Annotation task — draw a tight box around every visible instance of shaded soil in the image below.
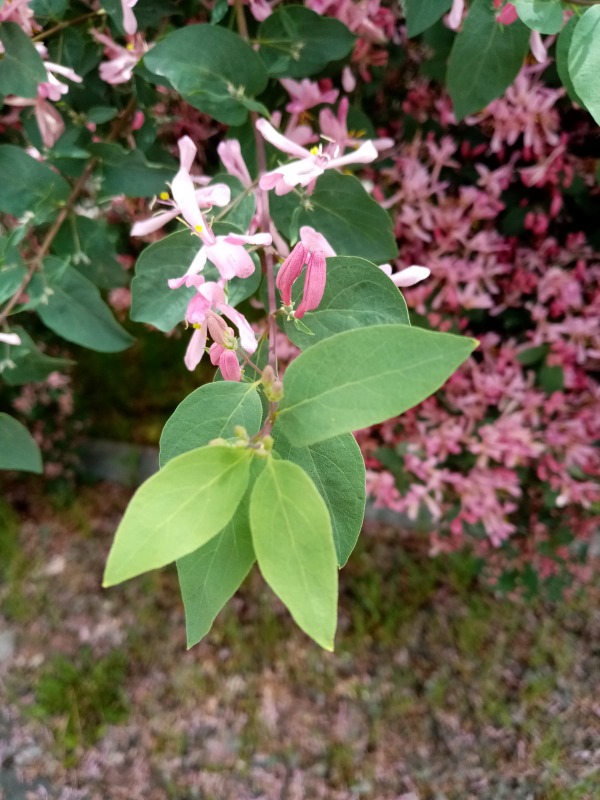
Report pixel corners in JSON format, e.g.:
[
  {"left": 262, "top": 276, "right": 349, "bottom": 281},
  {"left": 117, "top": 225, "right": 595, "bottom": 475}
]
[{"left": 0, "top": 483, "right": 598, "bottom": 800}]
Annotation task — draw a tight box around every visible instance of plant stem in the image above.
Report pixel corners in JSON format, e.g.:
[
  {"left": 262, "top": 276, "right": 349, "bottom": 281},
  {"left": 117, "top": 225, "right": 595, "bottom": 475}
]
[{"left": 32, "top": 10, "right": 106, "bottom": 42}]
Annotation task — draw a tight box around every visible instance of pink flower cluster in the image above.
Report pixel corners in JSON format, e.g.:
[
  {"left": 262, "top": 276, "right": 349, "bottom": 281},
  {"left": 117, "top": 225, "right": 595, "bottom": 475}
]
[{"left": 359, "top": 62, "right": 600, "bottom": 576}]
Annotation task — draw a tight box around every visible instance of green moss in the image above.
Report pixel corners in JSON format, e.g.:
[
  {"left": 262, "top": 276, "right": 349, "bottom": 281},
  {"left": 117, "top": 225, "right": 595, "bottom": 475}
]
[{"left": 31, "top": 646, "right": 129, "bottom": 759}]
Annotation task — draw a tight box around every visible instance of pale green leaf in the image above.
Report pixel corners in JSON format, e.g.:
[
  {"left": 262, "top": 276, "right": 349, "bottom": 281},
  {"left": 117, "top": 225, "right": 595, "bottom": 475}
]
[
  {"left": 103, "top": 446, "right": 253, "bottom": 586},
  {"left": 277, "top": 324, "right": 477, "bottom": 447},
  {"left": 569, "top": 6, "right": 600, "bottom": 125},
  {"left": 160, "top": 382, "right": 264, "bottom": 467},
  {"left": 514, "top": 0, "right": 564, "bottom": 35},
  {"left": 272, "top": 427, "right": 365, "bottom": 567},
  {"left": 250, "top": 458, "right": 338, "bottom": 650},
  {"left": 177, "top": 461, "right": 264, "bottom": 647},
  {"left": 556, "top": 17, "right": 584, "bottom": 107}
]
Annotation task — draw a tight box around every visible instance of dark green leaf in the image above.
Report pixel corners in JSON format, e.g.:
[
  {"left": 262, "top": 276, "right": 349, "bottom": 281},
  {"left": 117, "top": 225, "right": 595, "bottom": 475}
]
[
  {"left": 144, "top": 25, "right": 268, "bottom": 125},
  {"left": 0, "top": 413, "right": 43, "bottom": 473},
  {"left": 447, "top": 0, "right": 530, "bottom": 119},
  {"left": 0, "top": 146, "right": 70, "bottom": 222},
  {"left": 257, "top": 6, "right": 355, "bottom": 78},
  {"left": 91, "top": 143, "right": 175, "bottom": 198},
  {"left": 0, "top": 22, "right": 47, "bottom": 98},
  {"left": 1, "top": 326, "right": 73, "bottom": 385},
  {"left": 405, "top": 0, "right": 452, "bottom": 38},
  {"left": 53, "top": 216, "right": 128, "bottom": 290},
  {"left": 35, "top": 258, "right": 134, "bottom": 352}
]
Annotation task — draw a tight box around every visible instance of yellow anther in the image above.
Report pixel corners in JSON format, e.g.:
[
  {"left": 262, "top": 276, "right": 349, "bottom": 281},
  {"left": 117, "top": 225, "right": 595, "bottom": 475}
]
[
  {"left": 310, "top": 146, "right": 319, "bottom": 156},
  {"left": 159, "top": 191, "right": 169, "bottom": 201},
  {"left": 195, "top": 224, "right": 203, "bottom": 233},
  {"left": 192, "top": 323, "right": 203, "bottom": 330},
  {"left": 126, "top": 42, "right": 135, "bottom": 51}
]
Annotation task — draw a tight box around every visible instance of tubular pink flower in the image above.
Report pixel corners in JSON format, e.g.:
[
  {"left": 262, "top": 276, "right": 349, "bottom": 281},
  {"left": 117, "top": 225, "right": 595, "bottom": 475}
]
[
  {"left": 448, "top": 0, "right": 464, "bottom": 30},
  {"left": 184, "top": 326, "right": 207, "bottom": 371},
  {"left": 217, "top": 139, "right": 252, "bottom": 187},
  {"left": 276, "top": 242, "right": 307, "bottom": 305},
  {"left": 210, "top": 344, "right": 242, "bottom": 382},
  {"left": 494, "top": 0, "right": 518, "bottom": 25},
  {"left": 121, "top": 0, "right": 139, "bottom": 35},
  {"left": 296, "top": 250, "right": 327, "bottom": 318},
  {"left": 277, "top": 226, "right": 335, "bottom": 316},
  {"left": 92, "top": 31, "right": 147, "bottom": 85},
  {"left": 280, "top": 78, "right": 338, "bottom": 113},
  {"left": 131, "top": 184, "right": 231, "bottom": 237}
]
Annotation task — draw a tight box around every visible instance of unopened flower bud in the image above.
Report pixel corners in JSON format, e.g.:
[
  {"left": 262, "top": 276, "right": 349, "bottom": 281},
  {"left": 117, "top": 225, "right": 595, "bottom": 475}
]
[
  {"left": 233, "top": 425, "right": 248, "bottom": 439},
  {"left": 262, "top": 365, "right": 275, "bottom": 384}
]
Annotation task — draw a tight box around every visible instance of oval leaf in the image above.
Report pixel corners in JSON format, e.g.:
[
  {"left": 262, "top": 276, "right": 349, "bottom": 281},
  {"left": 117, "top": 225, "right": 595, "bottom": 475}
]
[
  {"left": 0, "top": 146, "right": 70, "bottom": 222},
  {"left": 447, "top": 0, "right": 530, "bottom": 120},
  {"left": 35, "top": 259, "right": 134, "bottom": 353},
  {"left": 272, "top": 427, "right": 365, "bottom": 567},
  {"left": 144, "top": 25, "right": 268, "bottom": 125},
  {"left": 405, "top": 0, "right": 452, "bottom": 38},
  {"left": 250, "top": 459, "right": 338, "bottom": 650},
  {"left": 160, "top": 382, "right": 264, "bottom": 467},
  {"left": 556, "top": 17, "right": 584, "bottom": 107},
  {"left": 0, "top": 413, "right": 43, "bottom": 473},
  {"left": 277, "top": 324, "right": 478, "bottom": 447},
  {"left": 257, "top": 6, "right": 355, "bottom": 78},
  {"left": 0, "top": 23, "right": 47, "bottom": 98},
  {"left": 514, "top": 0, "right": 564, "bottom": 35},
  {"left": 103, "top": 446, "right": 252, "bottom": 586},
  {"left": 177, "top": 461, "right": 265, "bottom": 648},
  {"left": 569, "top": 6, "right": 600, "bottom": 125},
  {"left": 281, "top": 256, "right": 409, "bottom": 349},
  {"left": 271, "top": 171, "right": 398, "bottom": 264}
]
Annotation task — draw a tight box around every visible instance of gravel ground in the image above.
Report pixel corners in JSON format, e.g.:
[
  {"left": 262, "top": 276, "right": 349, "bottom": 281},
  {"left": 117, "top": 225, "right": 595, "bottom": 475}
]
[{"left": 0, "top": 482, "right": 599, "bottom": 800}]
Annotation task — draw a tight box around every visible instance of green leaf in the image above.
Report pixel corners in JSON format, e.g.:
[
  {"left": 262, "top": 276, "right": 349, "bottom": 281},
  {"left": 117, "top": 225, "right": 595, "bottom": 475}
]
[
  {"left": 53, "top": 216, "right": 128, "bottom": 289},
  {"left": 130, "top": 229, "right": 255, "bottom": 332},
  {"left": 144, "top": 25, "right": 268, "bottom": 125},
  {"left": 277, "top": 324, "right": 477, "bottom": 447},
  {"left": 34, "top": 259, "right": 134, "bottom": 353},
  {"left": 0, "top": 413, "right": 43, "bottom": 473},
  {"left": 272, "top": 427, "right": 365, "bottom": 567},
  {"left": 160, "top": 382, "right": 264, "bottom": 467},
  {"left": 31, "top": 0, "right": 69, "bottom": 20},
  {"left": 0, "top": 146, "right": 70, "bottom": 223},
  {"left": 0, "top": 260, "right": 26, "bottom": 305},
  {"left": 404, "top": 0, "right": 452, "bottom": 38},
  {"left": 270, "top": 172, "right": 398, "bottom": 264},
  {"left": 0, "top": 22, "right": 47, "bottom": 99},
  {"left": 447, "top": 0, "right": 530, "bottom": 120},
  {"left": 556, "top": 16, "right": 584, "bottom": 107},
  {"left": 281, "top": 256, "right": 409, "bottom": 350},
  {"left": 1, "top": 326, "right": 73, "bottom": 385},
  {"left": 257, "top": 6, "right": 355, "bottom": 78},
  {"left": 569, "top": 6, "right": 600, "bottom": 125},
  {"left": 514, "top": 0, "right": 564, "bottom": 35},
  {"left": 177, "top": 460, "right": 263, "bottom": 647},
  {"left": 91, "top": 143, "right": 175, "bottom": 198},
  {"left": 250, "top": 458, "right": 338, "bottom": 650},
  {"left": 103, "top": 446, "right": 253, "bottom": 586}
]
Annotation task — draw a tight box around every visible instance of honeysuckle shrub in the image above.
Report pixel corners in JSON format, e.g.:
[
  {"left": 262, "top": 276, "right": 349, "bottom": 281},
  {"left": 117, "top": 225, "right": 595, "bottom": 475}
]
[{"left": 0, "top": 1, "right": 599, "bottom": 646}]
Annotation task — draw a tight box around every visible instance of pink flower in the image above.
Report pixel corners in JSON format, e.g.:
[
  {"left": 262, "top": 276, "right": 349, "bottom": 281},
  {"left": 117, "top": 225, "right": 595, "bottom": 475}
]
[
  {"left": 256, "top": 117, "right": 380, "bottom": 195},
  {"left": 121, "top": 0, "right": 138, "bottom": 35},
  {"left": 92, "top": 31, "right": 148, "bottom": 85},
  {"left": 447, "top": 0, "right": 464, "bottom": 30},
  {"left": 169, "top": 276, "right": 257, "bottom": 371},
  {"left": 379, "top": 264, "right": 431, "bottom": 288},
  {"left": 217, "top": 139, "right": 252, "bottom": 188},
  {"left": 210, "top": 343, "right": 242, "bottom": 382},
  {"left": 280, "top": 78, "right": 339, "bottom": 113},
  {"left": 494, "top": 0, "right": 518, "bottom": 25},
  {"left": 276, "top": 226, "right": 335, "bottom": 318},
  {"left": 132, "top": 137, "right": 231, "bottom": 236},
  {"left": 319, "top": 97, "right": 393, "bottom": 156}
]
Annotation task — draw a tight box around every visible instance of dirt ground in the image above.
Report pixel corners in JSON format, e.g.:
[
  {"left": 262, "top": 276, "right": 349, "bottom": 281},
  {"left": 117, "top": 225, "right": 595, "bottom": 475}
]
[{"left": 1, "top": 482, "right": 598, "bottom": 800}]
